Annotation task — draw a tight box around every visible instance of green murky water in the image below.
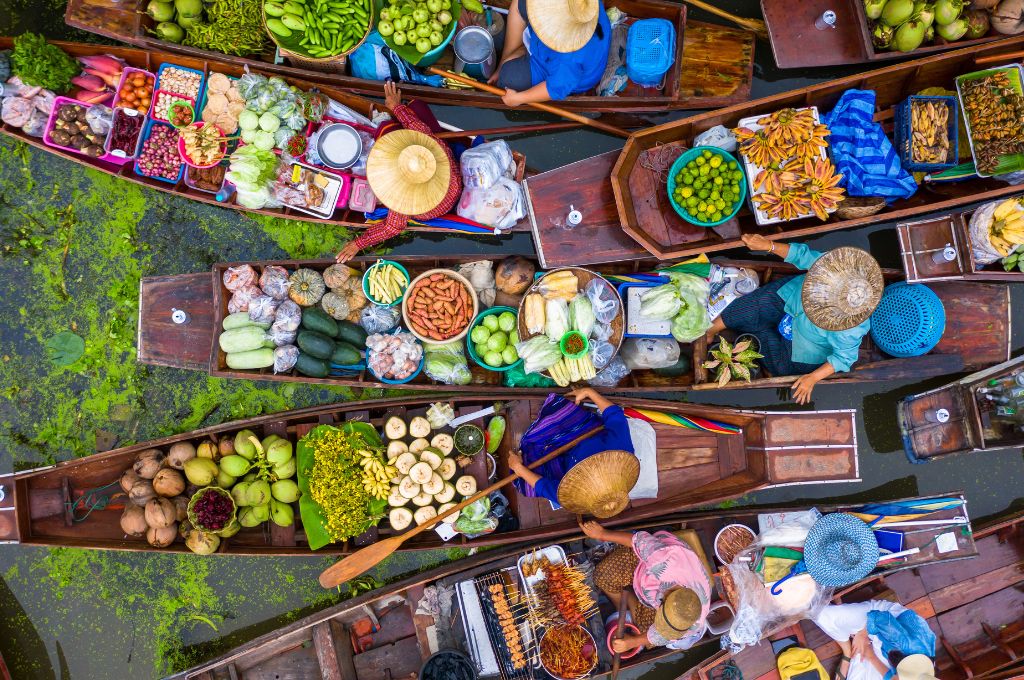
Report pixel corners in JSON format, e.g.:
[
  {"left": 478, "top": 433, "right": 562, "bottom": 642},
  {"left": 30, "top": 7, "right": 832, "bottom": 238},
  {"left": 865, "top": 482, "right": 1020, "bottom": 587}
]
[{"left": 0, "top": 4, "right": 1022, "bottom": 679}]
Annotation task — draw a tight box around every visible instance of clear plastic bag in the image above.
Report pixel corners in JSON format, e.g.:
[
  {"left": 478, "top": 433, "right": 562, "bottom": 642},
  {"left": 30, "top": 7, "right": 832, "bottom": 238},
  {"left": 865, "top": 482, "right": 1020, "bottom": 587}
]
[
  {"left": 589, "top": 356, "right": 630, "bottom": 387},
  {"left": 424, "top": 342, "right": 473, "bottom": 385},
  {"left": 227, "top": 284, "right": 263, "bottom": 314},
  {"left": 620, "top": 338, "right": 680, "bottom": 369},
  {"left": 248, "top": 295, "right": 280, "bottom": 325},
  {"left": 360, "top": 304, "right": 401, "bottom": 334},
  {"left": 2, "top": 96, "right": 33, "bottom": 128},
  {"left": 21, "top": 108, "right": 47, "bottom": 137},
  {"left": 455, "top": 260, "right": 496, "bottom": 308},
  {"left": 694, "top": 125, "right": 738, "bottom": 153},
  {"left": 85, "top": 104, "right": 113, "bottom": 135},
  {"left": 31, "top": 89, "right": 56, "bottom": 114},
  {"left": 460, "top": 140, "right": 514, "bottom": 189},
  {"left": 259, "top": 265, "right": 291, "bottom": 300},
  {"left": 273, "top": 345, "right": 299, "bottom": 373},
  {"left": 516, "top": 335, "right": 562, "bottom": 374},
  {"left": 268, "top": 325, "right": 297, "bottom": 347},
  {"left": 545, "top": 298, "right": 569, "bottom": 342},
  {"left": 969, "top": 201, "right": 1003, "bottom": 265},
  {"left": 592, "top": 323, "right": 613, "bottom": 342},
  {"left": 586, "top": 278, "right": 620, "bottom": 324},
  {"left": 590, "top": 339, "right": 615, "bottom": 370},
  {"left": 236, "top": 73, "right": 268, "bottom": 101},
  {"left": 273, "top": 299, "right": 302, "bottom": 332},
  {"left": 456, "top": 178, "right": 525, "bottom": 230},
  {"left": 223, "top": 264, "right": 257, "bottom": 291}
]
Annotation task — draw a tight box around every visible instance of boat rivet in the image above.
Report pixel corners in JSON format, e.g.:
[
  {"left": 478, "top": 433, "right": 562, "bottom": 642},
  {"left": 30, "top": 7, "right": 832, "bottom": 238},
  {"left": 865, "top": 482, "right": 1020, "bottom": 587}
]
[
  {"left": 925, "top": 408, "right": 950, "bottom": 424},
  {"left": 171, "top": 308, "right": 190, "bottom": 325},
  {"left": 566, "top": 205, "right": 583, "bottom": 226},
  {"left": 932, "top": 244, "right": 957, "bottom": 264},
  {"left": 0, "top": 485, "right": 5, "bottom": 503},
  {"left": 815, "top": 10, "right": 837, "bottom": 29}
]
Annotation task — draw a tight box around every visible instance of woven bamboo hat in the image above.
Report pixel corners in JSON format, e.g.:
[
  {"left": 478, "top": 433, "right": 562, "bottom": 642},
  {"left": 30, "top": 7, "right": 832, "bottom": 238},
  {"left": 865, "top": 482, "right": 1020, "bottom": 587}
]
[
  {"left": 526, "top": 0, "right": 600, "bottom": 53},
  {"left": 653, "top": 587, "right": 702, "bottom": 641},
  {"left": 367, "top": 129, "right": 450, "bottom": 216},
  {"left": 556, "top": 450, "right": 639, "bottom": 519},
  {"left": 802, "top": 247, "right": 883, "bottom": 331},
  {"left": 896, "top": 655, "right": 937, "bottom": 680}
]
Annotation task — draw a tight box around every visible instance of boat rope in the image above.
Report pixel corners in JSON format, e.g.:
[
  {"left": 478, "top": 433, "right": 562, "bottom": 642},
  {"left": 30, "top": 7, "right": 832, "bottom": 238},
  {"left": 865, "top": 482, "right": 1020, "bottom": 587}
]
[
  {"left": 66, "top": 480, "right": 123, "bottom": 523},
  {"left": 638, "top": 142, "right": 687, "bottom": 183},
  {"left": 712, "top": 660, "right": 743, "bottom": 680}
]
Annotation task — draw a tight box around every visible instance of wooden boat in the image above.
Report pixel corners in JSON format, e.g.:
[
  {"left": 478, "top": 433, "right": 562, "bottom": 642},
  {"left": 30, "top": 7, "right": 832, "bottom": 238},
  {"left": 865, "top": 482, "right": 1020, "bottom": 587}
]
[
  {"left": 0, "top": 38, "right": 530, "bottom": 235},
  {"left": 898, "top": 354, "right": 1024, "bottom": 463},
  {"left": 64, "top": 0, "right": 755, "bottom": 115},
  {"left": 522, "top": 36, "right": 1024, "bottom": 266},
  {"left": 897, "top": 206, "right": 1024, "bottom": 283},
  {"left": 684, "top": 509, "right": 1024, "bottom": 680},
  {"left": 759, "top": 0, "right": 1009, "bottom": 69},
  {"left": 138, "top": 255, "right": 1008, "bottom": 393},
  {"left": 164, "top": 493, "right": 976, "bottom": 680},
  {"left": 0, "top": 394, "right": 859, "bottom": 555}
]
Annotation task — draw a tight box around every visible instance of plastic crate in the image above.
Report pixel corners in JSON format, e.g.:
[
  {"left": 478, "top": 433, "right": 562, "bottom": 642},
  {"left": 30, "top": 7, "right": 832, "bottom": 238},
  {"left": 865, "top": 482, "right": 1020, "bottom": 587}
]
[
  {"left": 894, "top": 95, "right": 958, "bottom": 172},
  {"left": 153, "top": 63, "right": 205, "bottom": 115},
  {"left": 617, "top": 281, "right": 673, "bottom": 338},
  {"left": 133, "top": 118, "right": 185, "bottom": 185},
  {"left": 103, "top": 107, "right": 146, "bottom": 161},
  {"left": 870, "top": 282, "right": 946, "bottom": 358},
  {"left": 626, "top": 18, "right": 676, "bottom": 88},
  {"left": 43, "top": 96, "right": 131, "bottom": 166}
]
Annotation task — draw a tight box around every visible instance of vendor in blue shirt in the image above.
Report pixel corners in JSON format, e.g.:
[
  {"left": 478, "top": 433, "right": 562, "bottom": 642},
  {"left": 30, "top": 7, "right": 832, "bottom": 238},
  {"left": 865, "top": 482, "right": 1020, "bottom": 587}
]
[
  {"left": 487, "top": 0, "right": 611, "bottom": 106},
  {"left": 706, "top": 234, "right": 883, "bottom": 405},
  {"left": 509, "top": 388, "right": 635, "bottom": 511}
]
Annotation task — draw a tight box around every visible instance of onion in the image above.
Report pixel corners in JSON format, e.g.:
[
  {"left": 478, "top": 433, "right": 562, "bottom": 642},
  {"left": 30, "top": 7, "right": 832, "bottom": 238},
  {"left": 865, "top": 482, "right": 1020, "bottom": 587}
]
[
  {"left": 145, "top": 497, "right": 177, "bottom": 529},
  {"left": 147, "top": 524, "right": 177, "bottom": 548},
  {"left": 120, "top": 504, "right": 148, "bottom": 537}
]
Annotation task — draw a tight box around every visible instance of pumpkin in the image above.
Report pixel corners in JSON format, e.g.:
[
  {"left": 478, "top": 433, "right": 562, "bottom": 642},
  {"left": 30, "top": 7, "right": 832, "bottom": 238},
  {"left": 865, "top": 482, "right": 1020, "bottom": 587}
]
[
  {"left": 288, "top": 268, "right": 326, "bottom": 306},
  {"left": 323, "top": 264, "right": 356, "bottom": 289},
  {"left": 321, "top": 291, "right": 351, "bottom": 320}
]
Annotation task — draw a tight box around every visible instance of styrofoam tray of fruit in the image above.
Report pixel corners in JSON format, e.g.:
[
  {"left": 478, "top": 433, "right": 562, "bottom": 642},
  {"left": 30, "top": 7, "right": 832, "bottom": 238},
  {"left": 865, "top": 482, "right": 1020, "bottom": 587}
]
[{"left": 735, "top": 106, "right": 835, "bottom": 226}]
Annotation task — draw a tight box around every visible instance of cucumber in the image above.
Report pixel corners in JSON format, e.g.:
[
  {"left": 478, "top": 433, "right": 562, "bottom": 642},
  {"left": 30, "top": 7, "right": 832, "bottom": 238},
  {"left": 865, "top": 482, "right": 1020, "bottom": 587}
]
[
  {"left": 281, "top": 12, "right": 306, "bottom": 29},
  {"left": 297, "top": 330, "right": 335, "bottom": 359},
  {"left": 295, "top": 353, "right": 329, "bottom": 378},
  {"left": 330, "top": 341, "right": 361, "bottom": 365},
  {"left": 226, "top": 348, "right": 275, "bottom": 370},
  {"left": 282, "top": 0, "right": 305, "bottom": 13},
  {"left": 335, "top": 320, "right": 367, "bottom": 347},
  {"left": 264, "top": 2, "right": 286, "bottom": 15},
  {"left": 301, "top": 307, "right": 339, "bottom": 337},
  {"left": 266, "top": 18, "right": 292, "bottom": 36}
]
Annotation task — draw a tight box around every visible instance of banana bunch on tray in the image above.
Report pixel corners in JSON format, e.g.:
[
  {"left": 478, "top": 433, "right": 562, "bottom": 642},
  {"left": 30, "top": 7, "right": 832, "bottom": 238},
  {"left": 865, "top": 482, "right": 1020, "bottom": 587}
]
[
  {"left": 911, "top": 100, "right": 950, "bottom": 165},
  {"left": 989, "top": 198, "right": 1024, "bottom": 257}
]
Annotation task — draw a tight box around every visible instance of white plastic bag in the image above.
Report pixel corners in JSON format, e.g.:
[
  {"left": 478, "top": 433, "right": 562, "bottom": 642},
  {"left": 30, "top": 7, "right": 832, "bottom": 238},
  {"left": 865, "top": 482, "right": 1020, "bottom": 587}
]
[
  {"left": 457, "top": 178, "right": 525, "bottom": 230},
  {"left": 694, "top": 125, "right": 738, "bottom": 153},
  {"left": 456, "top": 260, "right": 496, "bottom": 308},
  {"left": 969, "top": 200, "right": 1003, "bottom": 265},
  {"left": 589, "top": 356, "right": 630, "bottom": 387},
  {"left": 460, "top": 140, "right": 514, "bottom": 189},
  {"left": 620, "top": 338, "right": 681, "bottom": 369}
]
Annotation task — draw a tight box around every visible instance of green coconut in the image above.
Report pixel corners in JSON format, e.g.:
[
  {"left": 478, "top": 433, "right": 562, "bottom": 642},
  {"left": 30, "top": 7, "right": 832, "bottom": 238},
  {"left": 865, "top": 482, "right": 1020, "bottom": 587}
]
[
  {"left": 881, "top": 0, "right": 915, "bottom": 25},
  {"left": 894, "top": 18, "right": 928, "bottom": 51}
]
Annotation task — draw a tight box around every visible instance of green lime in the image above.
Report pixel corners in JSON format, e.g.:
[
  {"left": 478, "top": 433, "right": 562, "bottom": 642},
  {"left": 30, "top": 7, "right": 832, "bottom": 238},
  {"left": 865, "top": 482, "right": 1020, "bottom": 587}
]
[
  {"left": 686, "top": 196, "right": 698, "bottom": 207},
  {"left": 713, "top": 176, "right": 723, "bottom": 186},
  {"left": 681, "top": 186, "right": 693, "bottom": 198},
  {"left": 702, "top": 150, "right": 712, "bottom": 159},
  {"left": 710, "top": 156, "right": 722, "bottom": 168},
  {"left": 728, "top": 160, "right": 737, "bottom": 169}
]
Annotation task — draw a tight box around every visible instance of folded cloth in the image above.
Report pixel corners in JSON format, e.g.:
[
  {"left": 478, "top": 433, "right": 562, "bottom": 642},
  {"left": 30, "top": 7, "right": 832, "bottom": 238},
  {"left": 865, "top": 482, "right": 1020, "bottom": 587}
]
[
  {"left": 867, "top": 609, "right": 936, "bottom": 660},
  {"left": 824, "top": 89, "right": 918, "bottom": 203}
]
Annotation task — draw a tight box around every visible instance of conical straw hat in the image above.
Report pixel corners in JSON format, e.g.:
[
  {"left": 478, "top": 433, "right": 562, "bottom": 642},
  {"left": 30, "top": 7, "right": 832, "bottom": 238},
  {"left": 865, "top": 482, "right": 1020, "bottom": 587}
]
[
  {"left": 556, "top": 449, "right": 639, "bottom": 518},
  {"left": 802, "top": 247, "right": 883, "bottom": 331},
  {"left": 526, "top": 0, "right": 600, "bottom": 53},
  {"left": 367, "top": 129, "right": 451, "bottom": 216},
  {"left": 653, "top": 587, "right": 701, "bottom": 641}
]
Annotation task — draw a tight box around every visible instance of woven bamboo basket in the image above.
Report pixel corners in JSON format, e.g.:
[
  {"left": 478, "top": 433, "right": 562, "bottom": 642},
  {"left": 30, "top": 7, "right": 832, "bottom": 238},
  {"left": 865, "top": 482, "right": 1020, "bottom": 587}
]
[
  {"left": 834, "top": 196, "right": 886, "bottom": 220},
  {"left": 263, "top": 8, "right": 374, "bottom": 73}
]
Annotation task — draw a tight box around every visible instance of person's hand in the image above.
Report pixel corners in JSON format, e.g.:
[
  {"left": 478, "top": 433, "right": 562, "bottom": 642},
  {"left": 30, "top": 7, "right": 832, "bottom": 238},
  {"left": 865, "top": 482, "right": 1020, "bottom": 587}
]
[
  {"left": 567, "top": 387, "right": 598, "bottom": 405},
  {"left": 791, "top": 373, "right": 818, "bottom": 404},
  {"left": 741, "top": 233, "right": 774, "bottom": 252},
  {"left": 488, "top": 64, "right": 504, "bottom": 85},
  {"left": 502, "top": 88, "right": 523, "bottom": 107},
  {"left": 384, "top": 80, "right": 402, "bottom": 110},
  {"left": 508, "top": 451, "right": 526, "bottom": 474},
  {"left": 335, "top": 240, "right": 361, "bottom": 264},
  {"left": 852, "top": 628, "right": 871, "bottom": 659},
  {"left": 579, "top": 519, "right": 606, "bottom": 540},
  {"left": 611, "top": 638, "right": 635, "bottom": 654},
  {"left": 838, "top": 639, "right": 852, "bottom": 658}
]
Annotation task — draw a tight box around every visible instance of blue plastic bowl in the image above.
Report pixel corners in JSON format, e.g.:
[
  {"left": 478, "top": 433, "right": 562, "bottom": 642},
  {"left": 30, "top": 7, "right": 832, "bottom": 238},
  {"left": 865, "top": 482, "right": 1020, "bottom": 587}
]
[
  {"left": 466, "top": 306, "right": 523, "bottom": 372},
  {"left": 666, "top": 146, "right": 746, "bottom": 228},
  {"left": 367, "top": 350, "right": 425, "bottom": 384}
]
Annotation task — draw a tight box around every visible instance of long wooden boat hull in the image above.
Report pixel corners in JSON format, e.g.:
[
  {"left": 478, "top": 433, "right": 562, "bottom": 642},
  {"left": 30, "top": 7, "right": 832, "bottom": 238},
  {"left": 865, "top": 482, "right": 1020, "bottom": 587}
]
[
  {"left": 0, "top": 394, "right": 859, "bottom": 555},
  {"left": 64, "top": 0, "right": 754, "bottom": 114},
  {"left": 0, "top": 39, "right": 530, "bottom": 235},
  {"left": 899, "top": 354, "right": 1024, "bottom": 464},
  {"left": 760, "top": 0, "right": 1008, "bottom": 69},
  {"left": 165, "top": 492, "right": 977, "bottom": 680},
  {"left": 138, "top": 255, "right": 1009, "bottom": 393},
  {"left": 683, "top": 510, "right": 1024, "bottom": 680},
  {"left": 523, "top": 37, "right": 1024, "bottom": 265}
]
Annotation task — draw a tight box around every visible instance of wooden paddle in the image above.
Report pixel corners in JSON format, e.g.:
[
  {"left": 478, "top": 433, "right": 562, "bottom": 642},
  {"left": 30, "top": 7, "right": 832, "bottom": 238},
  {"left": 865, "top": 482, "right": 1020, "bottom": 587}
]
[
  {"left": 318, "top": 426, "right": 605, "bottom": 588},
  {"left": 425, "top": 67, "right": 631, "bottom": 139},
  {"left": 611, "top": 589, "right": 630, "bottom": 679},
  {"left": 680, "top": 0, "right": 768, "bottom": 40}
]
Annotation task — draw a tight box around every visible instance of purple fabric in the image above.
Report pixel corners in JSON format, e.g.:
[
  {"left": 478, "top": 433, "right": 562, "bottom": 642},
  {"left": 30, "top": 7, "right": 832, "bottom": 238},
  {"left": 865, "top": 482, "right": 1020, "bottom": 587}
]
[{"left": 514, "top": 393, "right": 602, "bottom": 498}]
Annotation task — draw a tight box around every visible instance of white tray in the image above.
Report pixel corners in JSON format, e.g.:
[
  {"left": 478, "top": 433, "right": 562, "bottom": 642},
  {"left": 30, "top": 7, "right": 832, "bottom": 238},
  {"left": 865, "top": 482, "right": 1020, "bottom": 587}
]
[
  {"left": 516, "top": 545, "right": 567, "bottom": 599},
  {"left": 955, "top": 64, "right": 1024, "bottom": 179},
  {"left": 625, "top": 286, "right": 673, "bottom": 337},
  {"left": 279, "top": 161, "right": 344, "bottom": 219},
  {"left": 736, "top": 106, "right": 834, "bottom": 226}
]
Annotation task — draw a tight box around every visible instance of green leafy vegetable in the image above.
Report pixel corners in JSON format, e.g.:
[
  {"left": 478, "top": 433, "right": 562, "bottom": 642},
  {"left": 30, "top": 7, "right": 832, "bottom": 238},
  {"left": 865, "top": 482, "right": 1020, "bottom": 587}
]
[
  {"left": 45, "top": 330, "right": 85, "bottom": 367},
  {"left": 10, "top": 32, "right": 80, "bottom": 93}
]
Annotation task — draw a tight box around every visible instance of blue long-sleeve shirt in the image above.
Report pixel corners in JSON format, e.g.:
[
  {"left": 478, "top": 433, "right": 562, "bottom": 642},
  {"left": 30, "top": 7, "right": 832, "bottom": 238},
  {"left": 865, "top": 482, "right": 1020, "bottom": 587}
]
[
  {"left": 524, "top": 2, "right": 611, "bottom": 100},
  {"left": 777, "top": 243, "right": 870, "bottom": 373},
  {"left": 534, "top": 404, "right": 634, "bottom": 505}
]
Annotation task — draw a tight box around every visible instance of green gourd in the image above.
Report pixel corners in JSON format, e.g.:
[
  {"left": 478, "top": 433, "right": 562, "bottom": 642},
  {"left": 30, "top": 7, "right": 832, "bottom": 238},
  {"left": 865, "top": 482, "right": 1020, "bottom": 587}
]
[
  {"left": 226, "top": 348, "right": 275, "bottom": 369},
  {"left": 219, "top": 326, "right": 269, "bottom": 353}
]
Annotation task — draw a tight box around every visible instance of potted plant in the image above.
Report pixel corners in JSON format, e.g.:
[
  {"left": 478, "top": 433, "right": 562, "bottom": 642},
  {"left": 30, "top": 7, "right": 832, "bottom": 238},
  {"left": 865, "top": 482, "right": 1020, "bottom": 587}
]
[{"left": 702, "top": 335, "right": 764, "bottom": 387}]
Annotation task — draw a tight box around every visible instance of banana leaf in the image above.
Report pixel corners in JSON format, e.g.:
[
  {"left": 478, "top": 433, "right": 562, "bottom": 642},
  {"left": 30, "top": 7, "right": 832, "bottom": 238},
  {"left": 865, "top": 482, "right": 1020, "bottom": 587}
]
[{"left": 296, "top": 424, "right": 338, "bottom": 551}]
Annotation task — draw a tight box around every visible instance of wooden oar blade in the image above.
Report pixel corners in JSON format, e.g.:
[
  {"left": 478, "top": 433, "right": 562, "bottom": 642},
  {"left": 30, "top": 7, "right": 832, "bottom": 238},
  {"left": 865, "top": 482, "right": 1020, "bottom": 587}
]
[{"left": 318, "top": 534, "right": 405, "bottom": 589}]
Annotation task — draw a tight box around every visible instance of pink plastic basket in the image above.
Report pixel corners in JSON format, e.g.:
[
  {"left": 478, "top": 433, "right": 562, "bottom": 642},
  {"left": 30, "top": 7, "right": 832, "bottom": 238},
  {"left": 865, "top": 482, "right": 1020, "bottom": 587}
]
[
  {"left": 43, "top": 96, "right": 131, "bottom": 166},
  {"left": 177, "top": 122, "right": 226, "bottom": 169}
]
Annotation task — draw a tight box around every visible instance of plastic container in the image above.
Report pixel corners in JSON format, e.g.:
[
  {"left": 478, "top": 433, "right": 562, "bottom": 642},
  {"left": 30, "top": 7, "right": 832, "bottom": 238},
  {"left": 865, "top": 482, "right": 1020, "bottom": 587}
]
[
  {"left": 281, "top": 161, "right": 348, "bottom": 218},
  {"left": 367, "top": 349, "right": 424, "bottom": 384},
  {"left": 104, "top": 107, "right": 146, "bottom": 160},
  {"left": 466, "top": 306, "right": 523, "bottom": 372},
  {"left": 184, "top": 163, "right": 228, "bottom": 194},
  {"left": 956, "top": 64, "right": 1024, "bottom": 178},
  {"left": 113, "top": 67, "right": 156, "bottom": 115},
  {"left": 714, "top": 523, "right": 756, "bottom": 564},
  {"left": 134, "top": 118, "right": 185, "bottom": 184},
  {"left": 517, "top": 544, "right": 567, "bottom": 598},
  {"left": 348, "top": 177, "right": 377, "bottom": 212},
  {"left": 617, "top": 280, "right": 674, "bottom": 338},
  {"left": 178, "top": 122, "right": 226, "bottom": 168},
  {"left": 625, "top": 18, "right": 676, "bottom": 88},
  {"left": 559, "top": 330, "right": 589, "bottom": 359},
  {"left": 43, "top": 96, "right": 128, "bottom": 165},
  {"left": 605, "top": 618, "right": 643, "bottom": 660},
  {"left": 362, "top": 260, "right": 410, "bottom": 307},
  {"left": 196, "top": 71, "right": 241, "bottom": 135},
  {"left": 666, "top": 146, "right": 746, "bottom": 227},
  {"left": 894, "top": 95, "right": 958, "bottom": 172},
  {"left": 150, "top": 90, "right": 195, "bottom": 125},
  {"left": 870, "top": 282, "right": 946, "bottom": 358},
  {"left": 315, "top": 123, "right": 362, "bottom": 170},
  {"left": 154, "top": 62, "right": 205, "bottom": 103}
]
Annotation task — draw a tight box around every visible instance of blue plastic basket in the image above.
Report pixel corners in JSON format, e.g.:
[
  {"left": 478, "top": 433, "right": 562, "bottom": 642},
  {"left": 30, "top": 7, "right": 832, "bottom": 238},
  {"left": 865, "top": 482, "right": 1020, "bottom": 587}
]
[
  {"left": 870, "top": 282, "right": 946, "bottom": 358},
  {"left": 133, "top": 119, "right": 185, "bottom": 185},
  {"left": 894, "top": 95, "right": 959, "bottom": 173},
  {"left": 626, "top": 19, "right": 676, "bottom": 88},
  {"left": 666, "top": 146, "right": 746, "bottom": 227}
]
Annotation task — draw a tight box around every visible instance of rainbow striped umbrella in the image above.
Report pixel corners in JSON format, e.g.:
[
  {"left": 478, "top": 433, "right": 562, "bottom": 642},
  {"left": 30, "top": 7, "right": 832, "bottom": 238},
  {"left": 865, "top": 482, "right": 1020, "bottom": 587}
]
[
  {"left": 602, "top": 255, "right": 712, "bottom": 284},
  {"left": 622, "top": 407, "right": 741, "bottom": 435}
]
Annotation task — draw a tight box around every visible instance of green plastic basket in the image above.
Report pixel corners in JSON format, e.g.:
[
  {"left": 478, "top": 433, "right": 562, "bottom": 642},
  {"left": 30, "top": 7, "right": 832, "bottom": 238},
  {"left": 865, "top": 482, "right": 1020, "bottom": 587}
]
[
  {"left": 361, "top": 260, "right": 409, "bottom": 307},
  {"left": 666, "top": 146, "right": 746, "bottom": 227},
  {"left": 466, "top": 306, "right": 522, "bottom": 372}
]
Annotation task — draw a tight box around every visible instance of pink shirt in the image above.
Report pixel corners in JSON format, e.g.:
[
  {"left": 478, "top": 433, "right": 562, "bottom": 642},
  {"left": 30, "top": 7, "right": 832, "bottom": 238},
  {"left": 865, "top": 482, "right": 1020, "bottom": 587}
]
[{"left": 631, "top": 530, "right": 712, "bottom": 648}]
